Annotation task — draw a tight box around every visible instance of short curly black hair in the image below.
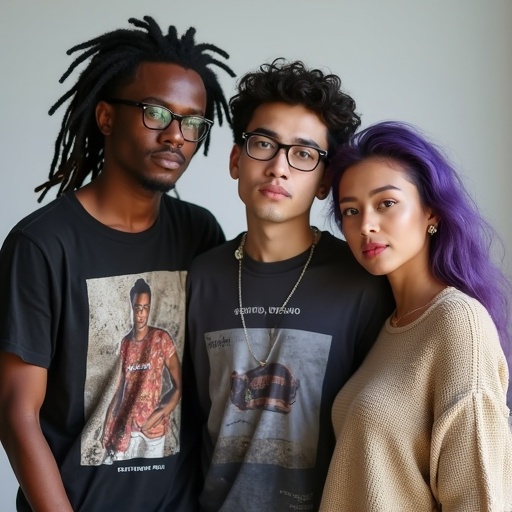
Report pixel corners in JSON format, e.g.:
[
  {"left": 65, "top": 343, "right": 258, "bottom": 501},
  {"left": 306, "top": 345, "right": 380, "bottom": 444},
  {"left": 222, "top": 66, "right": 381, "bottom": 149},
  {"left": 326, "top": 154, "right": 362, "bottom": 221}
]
[{"left": 229, "top": 58, "right": 360, "bottom": 154}]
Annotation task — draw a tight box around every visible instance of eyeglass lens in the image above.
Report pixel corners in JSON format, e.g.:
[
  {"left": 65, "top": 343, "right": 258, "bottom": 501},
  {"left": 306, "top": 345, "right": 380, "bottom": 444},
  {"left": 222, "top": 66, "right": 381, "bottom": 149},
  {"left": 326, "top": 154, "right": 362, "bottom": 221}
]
[
  {"left": 143, "top": 105, "right": 210, "bottom": 142},
  {"left": 133, "top": 305, "right": 150, "bottom": 313},
  {"left": 245, "top": 133, "right": 322, "bottom": 171}
]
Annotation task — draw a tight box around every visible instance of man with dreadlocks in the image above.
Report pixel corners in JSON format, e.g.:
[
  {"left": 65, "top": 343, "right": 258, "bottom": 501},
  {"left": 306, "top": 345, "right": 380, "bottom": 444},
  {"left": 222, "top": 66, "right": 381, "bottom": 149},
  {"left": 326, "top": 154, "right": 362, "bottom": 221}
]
[{"left": 0, "top": 16, "right": 234, "bottom": 512}]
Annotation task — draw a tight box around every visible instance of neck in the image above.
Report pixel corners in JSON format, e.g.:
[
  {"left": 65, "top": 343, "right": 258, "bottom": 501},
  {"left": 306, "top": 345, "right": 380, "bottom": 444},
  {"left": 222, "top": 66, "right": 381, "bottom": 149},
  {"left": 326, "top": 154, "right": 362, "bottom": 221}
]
[
  {"left": 133, "top": 326, "right": 150, "bottom": 341},
  {"left": 75, "top": 175, "right": 162, "bottom": 233},
  {"left": 243, "top": 222, "right": 319, "bottom": 262},
  {"left": 388, "top": 271, "right": 446, "bottom": 325},
  {"left": 235, "top": 222, "right": 319, "bottom": 367}
]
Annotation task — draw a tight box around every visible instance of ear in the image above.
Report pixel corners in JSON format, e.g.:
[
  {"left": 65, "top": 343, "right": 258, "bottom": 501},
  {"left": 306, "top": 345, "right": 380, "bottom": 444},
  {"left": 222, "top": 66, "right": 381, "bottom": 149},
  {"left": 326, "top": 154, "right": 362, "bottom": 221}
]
[
  {"left": 426, "top": 208, "right": 441, "bottom": 228},
  {"left": 96, "top": 101, "right": 115, "bottom": 136},
  {"left": 426, "top": 209, "right": 440, "bottom": 223},
  {"left": 229, "top": 144, "right": 242, "bottom": 180},
  {"left": 315, "top": 167, "right": 331, "bottom": 200}
]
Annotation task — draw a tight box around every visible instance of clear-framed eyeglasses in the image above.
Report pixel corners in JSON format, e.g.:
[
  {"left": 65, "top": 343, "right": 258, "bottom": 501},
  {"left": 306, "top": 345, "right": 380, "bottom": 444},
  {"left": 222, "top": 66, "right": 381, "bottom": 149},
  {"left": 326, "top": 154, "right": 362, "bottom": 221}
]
[
  {"left": 107, "top": 98, "right": 213, "bottom": 142},
  {"left": 241, "top": 132, "right": 328, "bottom": 172}
]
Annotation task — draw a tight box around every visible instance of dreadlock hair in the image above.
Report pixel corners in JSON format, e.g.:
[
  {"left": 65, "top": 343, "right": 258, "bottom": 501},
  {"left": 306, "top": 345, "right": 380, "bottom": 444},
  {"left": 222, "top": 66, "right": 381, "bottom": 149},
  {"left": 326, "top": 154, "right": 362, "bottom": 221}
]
[
  {"left": 35, "top": 16, "right": 236, "bottom": 202},
  {"left": 229, "top": 58, "right": 361, "bottom": 154}
]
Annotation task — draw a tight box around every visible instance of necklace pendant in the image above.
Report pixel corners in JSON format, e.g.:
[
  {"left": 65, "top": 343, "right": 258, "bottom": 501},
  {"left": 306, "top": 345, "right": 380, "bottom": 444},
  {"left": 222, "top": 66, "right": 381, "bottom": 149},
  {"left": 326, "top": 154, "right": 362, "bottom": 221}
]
[
  {"left": 259, "top": 360, "right": 266, "bottom": 367},
  {"left": 235, "top": 233, "right": 247, "bottom": 260}
]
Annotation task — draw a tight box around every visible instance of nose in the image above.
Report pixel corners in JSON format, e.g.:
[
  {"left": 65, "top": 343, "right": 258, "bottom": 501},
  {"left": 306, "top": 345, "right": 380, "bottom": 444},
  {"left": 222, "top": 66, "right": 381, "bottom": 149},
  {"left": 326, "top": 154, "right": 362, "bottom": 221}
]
[
  {"left": 157, "top": 119, "right": 185, "bottom": 148},
  {"left": 265, "top": 148, "right": 291, "bottom": 179},
  {"left": 360, "top": 211, "right": 379, "bottom": 236}
]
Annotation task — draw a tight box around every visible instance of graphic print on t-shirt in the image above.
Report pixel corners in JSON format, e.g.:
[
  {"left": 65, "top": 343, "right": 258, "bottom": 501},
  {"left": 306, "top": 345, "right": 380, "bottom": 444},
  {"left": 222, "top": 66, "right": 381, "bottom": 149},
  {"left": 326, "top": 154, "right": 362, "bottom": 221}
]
[
  {"left": 231, "top": 362, "right": 299, "bottom": 415},
  {"left": 206, "top": 327, "right": 331, "bottom": 469},
  {"left": 80, "top": 271, "right": 186, "bottom": 466}
]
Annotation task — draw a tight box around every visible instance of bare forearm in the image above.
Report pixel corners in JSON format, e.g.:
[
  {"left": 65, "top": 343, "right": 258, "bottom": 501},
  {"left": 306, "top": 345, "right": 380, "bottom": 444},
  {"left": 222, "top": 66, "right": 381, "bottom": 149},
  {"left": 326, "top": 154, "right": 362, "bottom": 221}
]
[
  {"left": 161, "top": 388, "right": 181, "bottom": 415},
  {"left": 1, "top": 420, "right": 73, "bottom": 512},
  {"left": 0, "top": 353, "right": 73, "bottom": 511},
  {"left": 164, "top": 354, "right": 182, "bottom": 414}
]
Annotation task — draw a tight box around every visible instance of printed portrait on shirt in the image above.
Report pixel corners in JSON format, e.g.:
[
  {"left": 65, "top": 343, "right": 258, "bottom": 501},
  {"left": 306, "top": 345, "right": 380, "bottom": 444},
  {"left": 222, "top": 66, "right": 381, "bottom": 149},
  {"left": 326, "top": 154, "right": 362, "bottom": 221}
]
[{"left": 80, "top": 271, "right": 186, "bottom": 466}]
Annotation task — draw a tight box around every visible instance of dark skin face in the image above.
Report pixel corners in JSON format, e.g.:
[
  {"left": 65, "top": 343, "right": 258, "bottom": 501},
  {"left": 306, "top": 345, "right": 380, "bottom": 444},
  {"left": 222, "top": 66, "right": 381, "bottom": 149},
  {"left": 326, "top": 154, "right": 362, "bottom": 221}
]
[
  {"left": 75, "top": 62, "right": 208, "bottom": 232},
  {"left": 132, "top": 292, "right": 151, "bottom": 339},
  {"left": 97, "top": 62, "right": 208, "bottom": 193}
]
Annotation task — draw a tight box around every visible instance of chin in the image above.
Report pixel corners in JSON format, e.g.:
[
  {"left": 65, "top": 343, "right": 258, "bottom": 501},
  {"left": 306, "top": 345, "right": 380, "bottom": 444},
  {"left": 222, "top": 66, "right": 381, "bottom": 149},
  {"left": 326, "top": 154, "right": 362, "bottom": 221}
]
[
  {"left": 369, "top": 267, "right": 391, "bottom": 277},
  {"left": 358, "top": 260, "right": 388, "bottom": 277},
  {"left": 254, "top": 207, "right": 287, "bottom": 223},
  {"left": 139, "top": 177, "right": 176, "bottom": 194}
]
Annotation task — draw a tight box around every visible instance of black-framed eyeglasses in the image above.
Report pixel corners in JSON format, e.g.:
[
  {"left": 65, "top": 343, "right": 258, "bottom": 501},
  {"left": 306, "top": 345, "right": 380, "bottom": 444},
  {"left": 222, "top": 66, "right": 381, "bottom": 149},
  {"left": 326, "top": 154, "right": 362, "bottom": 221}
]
[
  {"left": 241, "top": 132, "right": 328, "bottom": 172},
  {"left": 133, "top": 304, "right": 150, "bottom": 313},
  {"left": 107, "top": 98, "right": 213, "bottom": 142}
]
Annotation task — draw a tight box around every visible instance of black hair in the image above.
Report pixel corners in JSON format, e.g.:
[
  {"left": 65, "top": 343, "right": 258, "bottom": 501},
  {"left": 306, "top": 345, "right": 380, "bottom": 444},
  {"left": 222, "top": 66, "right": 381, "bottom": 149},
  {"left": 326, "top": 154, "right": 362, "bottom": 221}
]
[
  {"left": 130, "top": 278, "right": 151, "bottom": 304},
  {"left": 35, "top": 15, "right": 235, "bottom": 202},
  {"left": 229, "top": 58, "right": 360, "bottom": 154}
]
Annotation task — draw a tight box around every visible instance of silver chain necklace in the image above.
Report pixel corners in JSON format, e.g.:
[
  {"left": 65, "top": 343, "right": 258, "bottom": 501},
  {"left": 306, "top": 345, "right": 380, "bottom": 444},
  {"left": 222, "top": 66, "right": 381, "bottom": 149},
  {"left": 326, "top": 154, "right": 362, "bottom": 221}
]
[
  {"left": 390, "top": 292, "right": 441, "bottom": 327},
  {"left": 234, "top": 227, "right": 319, "bottom": 367}
]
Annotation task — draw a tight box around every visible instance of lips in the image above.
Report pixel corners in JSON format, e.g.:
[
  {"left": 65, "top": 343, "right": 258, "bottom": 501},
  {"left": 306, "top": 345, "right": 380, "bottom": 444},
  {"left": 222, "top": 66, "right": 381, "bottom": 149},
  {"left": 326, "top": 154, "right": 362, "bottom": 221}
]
[
  {"left": 362, "top": 242, "right": 388, "bottom": 258},
  {"left": 259, "top": 183, "right": 291, "bottom": 199},
  {"left": 150, "top": 150, "right": 185, "bottom": 170}
]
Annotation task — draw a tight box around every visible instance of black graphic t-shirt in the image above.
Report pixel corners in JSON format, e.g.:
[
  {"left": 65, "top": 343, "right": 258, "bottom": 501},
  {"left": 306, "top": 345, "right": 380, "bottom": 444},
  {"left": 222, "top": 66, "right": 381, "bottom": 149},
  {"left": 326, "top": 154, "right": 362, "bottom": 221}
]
[
  {"left": 186, "top": 232, "right": 395, "bottom": 512},
  {"left": 0, "top": 192, "right": 224, "bottom": 512}
]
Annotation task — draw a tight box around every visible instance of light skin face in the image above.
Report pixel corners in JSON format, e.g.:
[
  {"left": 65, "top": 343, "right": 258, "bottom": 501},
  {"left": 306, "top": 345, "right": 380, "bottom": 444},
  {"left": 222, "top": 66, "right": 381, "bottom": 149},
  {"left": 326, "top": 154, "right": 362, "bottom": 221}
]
[
  {"left": 229, "top": 102, "right": 329, "bottom": 229},
  {"left": 96, "top": 62, "right": 207, "bottom": 194},
  {"left": 338, "top": 157, "right": 436, "bottom": 281}
]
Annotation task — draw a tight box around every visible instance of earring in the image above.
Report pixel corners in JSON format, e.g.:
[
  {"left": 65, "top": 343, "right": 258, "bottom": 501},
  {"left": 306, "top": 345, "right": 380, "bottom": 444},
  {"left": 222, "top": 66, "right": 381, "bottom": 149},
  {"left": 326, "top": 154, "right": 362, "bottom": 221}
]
[{"left": 427, "top": 225, "right": 437, "bottom": 236}]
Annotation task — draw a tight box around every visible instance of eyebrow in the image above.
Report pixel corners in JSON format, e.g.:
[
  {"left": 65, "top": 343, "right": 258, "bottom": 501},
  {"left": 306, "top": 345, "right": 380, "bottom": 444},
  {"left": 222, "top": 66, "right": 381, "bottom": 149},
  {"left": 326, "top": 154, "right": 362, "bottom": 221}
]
[
  {"left": 141, "top": 96, "right": 205, "bottom": 116},
  {"left": 339, "top": 184, "right": 401, "bottom": 204},
  {"left": 251, "top": 127, "right": 323, "bottom": 149}
]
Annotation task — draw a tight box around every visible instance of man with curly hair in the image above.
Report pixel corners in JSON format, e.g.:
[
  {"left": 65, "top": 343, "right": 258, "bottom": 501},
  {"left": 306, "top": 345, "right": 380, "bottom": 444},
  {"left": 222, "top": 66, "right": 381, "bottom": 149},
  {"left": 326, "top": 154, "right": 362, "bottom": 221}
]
[
  {"left": 186, "top": 59, "right": 394, "bottom": 511},
  {"left": 0, "top": 16, "right": 235, "bottom": 512}
]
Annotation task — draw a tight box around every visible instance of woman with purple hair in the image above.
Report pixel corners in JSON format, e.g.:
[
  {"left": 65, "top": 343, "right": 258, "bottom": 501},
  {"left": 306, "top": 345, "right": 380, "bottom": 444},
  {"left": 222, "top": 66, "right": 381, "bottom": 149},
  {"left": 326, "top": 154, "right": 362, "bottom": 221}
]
[{"left": 320, "top": 121, "right": 512, "bottom": 511}]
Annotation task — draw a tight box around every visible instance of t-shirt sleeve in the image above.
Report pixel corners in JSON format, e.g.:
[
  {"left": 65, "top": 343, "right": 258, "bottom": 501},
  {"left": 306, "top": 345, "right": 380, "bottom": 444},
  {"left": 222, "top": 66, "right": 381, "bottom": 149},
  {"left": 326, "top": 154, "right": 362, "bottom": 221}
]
[
  {"left": 162, "top": 329, "right": 177, "bottom": 359},
  {"left": 0, "top": 231, "right": 57, "bottom": 367}
]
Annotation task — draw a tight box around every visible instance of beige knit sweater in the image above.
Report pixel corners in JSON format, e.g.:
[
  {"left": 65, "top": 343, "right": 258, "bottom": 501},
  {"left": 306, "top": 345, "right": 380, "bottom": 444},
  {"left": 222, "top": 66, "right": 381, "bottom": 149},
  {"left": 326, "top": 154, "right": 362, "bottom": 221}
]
[{"left": 320, "top": 287, "right": 512, "bottom": 511}]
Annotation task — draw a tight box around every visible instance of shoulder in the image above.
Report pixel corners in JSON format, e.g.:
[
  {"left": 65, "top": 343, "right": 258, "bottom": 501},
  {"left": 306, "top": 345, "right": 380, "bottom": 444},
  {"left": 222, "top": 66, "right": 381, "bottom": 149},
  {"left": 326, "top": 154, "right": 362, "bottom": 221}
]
[
  {"left": 1, "top": 195, "right": 78, "bottom": 259},
  {"left": 161, "top": 194, "right": 219, "bottom": 226},
  {"left": 426, "top": 288, "right": 505, "bottom": 380},
  {"left": 425, "top": 289, "right": 509, "bottom": 410},
  {"left": 6, "top": 195, "right": 73, "bottom": 239},
  {"left": 316, "top": 231, "right": 368, "bottom": 271},
  {"left": 160, "top": 195, "right": 225, "bottom": 255},
  {"left": 149, "top": 326, "right": 174, "bottom": 342},
  {"left": 188, "top": 236, "right": 240, "bottom": 275},
  {"left": 317, "top": 230, "right": 350, "bottom": 252},
  {"left": 431, "top": 288, "right": 496, "bottom": 334}
]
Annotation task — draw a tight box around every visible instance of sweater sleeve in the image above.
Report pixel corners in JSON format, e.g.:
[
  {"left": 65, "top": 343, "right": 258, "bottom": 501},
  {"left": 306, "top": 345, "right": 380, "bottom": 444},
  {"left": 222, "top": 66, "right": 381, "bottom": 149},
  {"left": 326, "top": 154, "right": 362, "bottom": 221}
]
[{"left": 429, "top": 297, "right": 512, "bottom": 511}]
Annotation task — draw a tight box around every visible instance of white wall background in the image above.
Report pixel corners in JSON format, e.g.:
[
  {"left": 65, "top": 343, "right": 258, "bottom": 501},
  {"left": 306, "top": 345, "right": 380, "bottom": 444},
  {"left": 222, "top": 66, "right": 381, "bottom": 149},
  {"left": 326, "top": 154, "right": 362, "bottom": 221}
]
[{"left": 1, "top": 0, "right": 511, "bottom": 507}]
